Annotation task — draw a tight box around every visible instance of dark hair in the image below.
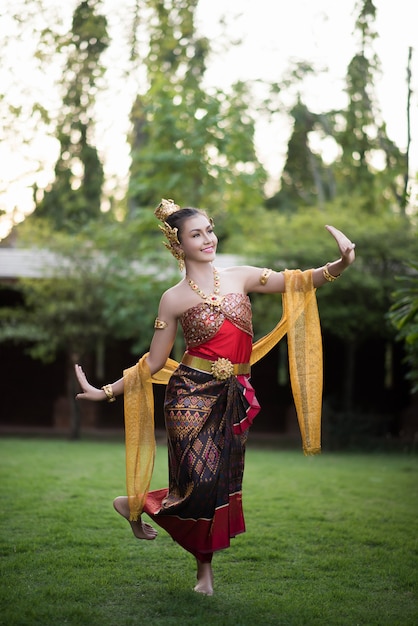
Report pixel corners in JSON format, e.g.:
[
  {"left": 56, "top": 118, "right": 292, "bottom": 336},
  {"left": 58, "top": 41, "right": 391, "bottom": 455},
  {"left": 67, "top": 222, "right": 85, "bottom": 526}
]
[{"left": 165, "top": 207, "right": 209, "bottom": 242}]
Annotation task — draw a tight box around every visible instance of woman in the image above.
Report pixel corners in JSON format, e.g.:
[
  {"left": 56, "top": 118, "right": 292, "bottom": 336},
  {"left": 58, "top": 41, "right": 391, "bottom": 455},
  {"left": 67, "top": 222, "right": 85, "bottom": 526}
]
[{"left": 75, "top": 198, "right": 355, "bottom": 596}]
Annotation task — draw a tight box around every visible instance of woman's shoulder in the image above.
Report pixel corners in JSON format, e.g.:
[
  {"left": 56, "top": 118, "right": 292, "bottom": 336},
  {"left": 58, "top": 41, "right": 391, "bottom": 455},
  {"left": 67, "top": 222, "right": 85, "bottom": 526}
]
[
  {"left": 159, "top": 280, "right": 196, "bottom": 317},
  {"left": 218, "top": 264, "right": 264, "bottom": 275},
  {"left": 218, "top": 265, "right": 265, "bottom": 292},
  {"left": 160, "top": 280, "right": 187, "bottom": 303}
]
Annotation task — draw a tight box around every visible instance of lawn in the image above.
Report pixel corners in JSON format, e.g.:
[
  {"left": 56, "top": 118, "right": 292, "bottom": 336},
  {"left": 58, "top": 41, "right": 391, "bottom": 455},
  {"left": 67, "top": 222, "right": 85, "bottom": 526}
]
[{"left": 0, "top": 437, "right": 417, "bottom": 626}]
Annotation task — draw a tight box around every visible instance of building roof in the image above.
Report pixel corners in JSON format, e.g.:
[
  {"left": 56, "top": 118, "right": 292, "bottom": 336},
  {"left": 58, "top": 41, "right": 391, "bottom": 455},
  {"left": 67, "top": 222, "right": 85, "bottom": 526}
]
[
  {"left": 0, "top": 249, "right": 59, "bottom": 279},
  {"left": 0, "top": 248, "right": 241, "bottom": 280}
]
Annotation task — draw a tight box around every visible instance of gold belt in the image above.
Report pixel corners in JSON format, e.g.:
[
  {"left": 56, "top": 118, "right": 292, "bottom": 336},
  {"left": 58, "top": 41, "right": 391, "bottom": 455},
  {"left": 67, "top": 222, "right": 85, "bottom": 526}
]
[{"left": 181, "top": 353, "right": 250, "bottom": 381}]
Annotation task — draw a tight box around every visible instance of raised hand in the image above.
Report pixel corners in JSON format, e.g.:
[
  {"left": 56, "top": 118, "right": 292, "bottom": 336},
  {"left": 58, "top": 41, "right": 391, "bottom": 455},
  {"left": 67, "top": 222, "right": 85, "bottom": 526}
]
[
  {"left": 325, "top": 225, "right": 356, "bottom": 267},
  {"left": 74, "top": 364, "right": 104, "bottom": 401}
]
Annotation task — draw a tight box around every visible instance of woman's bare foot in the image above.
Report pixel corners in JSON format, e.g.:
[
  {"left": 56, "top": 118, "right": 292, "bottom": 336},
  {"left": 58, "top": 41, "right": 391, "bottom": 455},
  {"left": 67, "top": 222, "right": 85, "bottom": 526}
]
[
  {"left": 113, "top": 496, "right": 157, "bottom": 540},
  {"left": 194, "top": 559, "right": 213, "bottom": 596}
]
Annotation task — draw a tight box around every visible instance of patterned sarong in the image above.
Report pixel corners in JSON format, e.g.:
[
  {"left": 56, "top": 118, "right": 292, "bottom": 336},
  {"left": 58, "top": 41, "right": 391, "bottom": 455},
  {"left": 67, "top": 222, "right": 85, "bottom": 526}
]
[{"left": 143, "top": 364, "right": 259, "bottom": 561}]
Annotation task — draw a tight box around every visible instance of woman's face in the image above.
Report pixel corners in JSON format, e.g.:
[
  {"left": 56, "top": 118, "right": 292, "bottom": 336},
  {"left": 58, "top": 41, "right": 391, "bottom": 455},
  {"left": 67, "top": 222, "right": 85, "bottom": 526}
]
[{"left": 178, "top": 214, "right": 218, "bottom": 262}]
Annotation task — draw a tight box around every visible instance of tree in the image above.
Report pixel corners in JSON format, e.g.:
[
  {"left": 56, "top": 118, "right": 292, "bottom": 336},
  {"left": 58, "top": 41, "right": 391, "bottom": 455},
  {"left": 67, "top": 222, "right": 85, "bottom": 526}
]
[
  {"left": 259, "top": 0, "right": 415, "bottom": 427},
  {"left": 388, "top": 260, "right": 418, "bottom": 394},
  {"left": 268, "top": 1, "right": 408, "bottom": 219},
  {"left": 0, "top": 0, "right": 67, "bottom": 235},
  {"left": 331, "top": 0, "right": 406, "bottom": 213},
  {"left": 126, "top": 0, "right": 267, "bottom": 247},
  {"left": 0, "top": 232, "right": 109, "bottom": 437},
  {"left": 34, "top": 0, "right": 109, "bottom": 232},
  {"left": 0, "top": 221, "right": 175, "bottom": 437},
  {"left": 267, "top": 98, "right": 336, "bottom": 212},
  {"left": 0, "top": 1, "right": 149, "bottom": 437}
]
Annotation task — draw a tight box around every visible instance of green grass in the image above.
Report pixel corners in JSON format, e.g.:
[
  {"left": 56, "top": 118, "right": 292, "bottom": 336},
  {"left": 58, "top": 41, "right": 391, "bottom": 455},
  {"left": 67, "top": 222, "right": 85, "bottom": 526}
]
[{"left": 0, "top": 438, "right": 417, "bottom": 626}]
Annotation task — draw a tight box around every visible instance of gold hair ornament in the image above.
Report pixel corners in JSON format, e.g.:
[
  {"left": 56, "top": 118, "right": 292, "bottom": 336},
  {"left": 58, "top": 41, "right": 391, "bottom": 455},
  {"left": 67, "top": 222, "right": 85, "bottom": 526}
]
[
  {"left": 154, "top": 198, "right": 181, "bottom": 222},
  {"left": 154, "top": 198, "right": 184, "bottom": 269}
]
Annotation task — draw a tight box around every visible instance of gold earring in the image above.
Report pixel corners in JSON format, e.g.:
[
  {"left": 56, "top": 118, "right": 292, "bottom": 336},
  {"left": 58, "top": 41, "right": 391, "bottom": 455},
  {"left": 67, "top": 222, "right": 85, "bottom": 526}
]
[{"left": 177, "top": 251, "right": 185, "bottom": 272}]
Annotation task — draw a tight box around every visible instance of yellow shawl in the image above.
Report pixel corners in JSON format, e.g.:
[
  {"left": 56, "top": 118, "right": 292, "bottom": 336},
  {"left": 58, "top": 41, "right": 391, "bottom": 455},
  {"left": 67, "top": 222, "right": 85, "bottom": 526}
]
[{"left": 123, "top": 268, "right": 322, "bottom": 521}]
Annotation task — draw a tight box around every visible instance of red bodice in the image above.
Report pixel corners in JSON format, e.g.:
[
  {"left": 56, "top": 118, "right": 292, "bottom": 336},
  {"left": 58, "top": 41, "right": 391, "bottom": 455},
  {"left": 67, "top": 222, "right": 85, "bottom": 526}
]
[{"left": 180, "top": 293, "right": 253, "bottom": 362}]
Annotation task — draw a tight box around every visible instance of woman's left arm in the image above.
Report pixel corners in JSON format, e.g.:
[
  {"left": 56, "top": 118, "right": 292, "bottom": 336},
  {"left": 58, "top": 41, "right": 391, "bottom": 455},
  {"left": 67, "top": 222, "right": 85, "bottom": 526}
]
[{"left": 242, "top": 224, "right": 355, "bottom": 294}]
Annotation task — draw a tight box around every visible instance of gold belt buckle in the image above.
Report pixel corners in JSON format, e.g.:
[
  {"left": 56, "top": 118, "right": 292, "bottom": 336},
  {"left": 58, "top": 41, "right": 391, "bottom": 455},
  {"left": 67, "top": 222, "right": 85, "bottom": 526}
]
[{"left": 211, "top": 357, "right": 234, "bottom": 381}]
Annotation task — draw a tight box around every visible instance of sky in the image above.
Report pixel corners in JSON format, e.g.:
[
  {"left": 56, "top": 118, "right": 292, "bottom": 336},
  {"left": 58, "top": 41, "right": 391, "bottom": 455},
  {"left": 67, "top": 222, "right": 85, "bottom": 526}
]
[{"left": 0, "top": 0, "right": 417, "bottom": 239}]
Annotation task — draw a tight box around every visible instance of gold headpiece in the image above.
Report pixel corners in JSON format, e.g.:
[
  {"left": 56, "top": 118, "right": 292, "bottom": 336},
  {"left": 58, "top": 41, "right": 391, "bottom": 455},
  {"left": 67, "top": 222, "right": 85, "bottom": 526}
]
[
  {"left": 154, "top": 198, "right": 181, "bottom": 222},
  {"left": 154, "top": 198, "right": 185, "bottom": 270}
]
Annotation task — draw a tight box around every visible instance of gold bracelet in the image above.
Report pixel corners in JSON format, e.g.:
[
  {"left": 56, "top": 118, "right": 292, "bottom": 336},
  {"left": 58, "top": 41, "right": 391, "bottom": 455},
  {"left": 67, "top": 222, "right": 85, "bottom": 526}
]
[
  {"left": 102, "top": 384, "right": 116, "bottom": 403},
  {"left": 260, "top": 268, "right": 272, "bottom": 286},
  {"left": 154, "top": 317, "right": 168, "bottom": 329},
  {"left": 323, "top": 263, "right": 341, "bottom": 282}
]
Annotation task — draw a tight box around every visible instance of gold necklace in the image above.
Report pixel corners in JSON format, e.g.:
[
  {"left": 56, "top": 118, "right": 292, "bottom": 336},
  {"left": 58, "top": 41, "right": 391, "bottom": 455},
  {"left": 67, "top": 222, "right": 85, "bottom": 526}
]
[{"left": 187, "top": 267, "right": 223, "bottom": 306}]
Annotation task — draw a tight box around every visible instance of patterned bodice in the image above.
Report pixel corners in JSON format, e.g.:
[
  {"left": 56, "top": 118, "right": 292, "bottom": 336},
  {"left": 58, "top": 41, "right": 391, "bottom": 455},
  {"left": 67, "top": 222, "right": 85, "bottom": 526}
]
[{"left": 180, "top": 293, "right": 253, "bottom": 348}]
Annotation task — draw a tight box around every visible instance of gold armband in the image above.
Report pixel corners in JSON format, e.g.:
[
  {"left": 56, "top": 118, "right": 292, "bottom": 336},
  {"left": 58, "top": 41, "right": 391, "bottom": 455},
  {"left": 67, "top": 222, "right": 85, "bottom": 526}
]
[
  {"left": 323, "top": 263, "right": 340, "bottom": 282},
  {"left": 260, "top": 268, "right": 272, "bottom": 286},
  {"left": 154, "top": 317, "right": 168, "bottom": 329},
  {"left": 102, "top": 384, "right": 116, "bottom": 403}
]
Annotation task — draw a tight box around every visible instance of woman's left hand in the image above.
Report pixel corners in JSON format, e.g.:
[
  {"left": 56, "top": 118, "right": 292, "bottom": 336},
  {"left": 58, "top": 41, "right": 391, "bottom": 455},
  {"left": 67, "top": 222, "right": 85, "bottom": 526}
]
[{"left": 325, "top": 225, "right": 356, "bottom": 267}]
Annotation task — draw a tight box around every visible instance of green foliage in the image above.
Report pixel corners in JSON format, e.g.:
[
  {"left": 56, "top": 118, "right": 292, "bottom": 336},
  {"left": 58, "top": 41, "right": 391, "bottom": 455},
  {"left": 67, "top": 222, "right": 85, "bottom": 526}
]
[
  {"left": 254, "top": 0, "right": 415, "bottom": 413},
  {"left": 268, "top": 100, "right": 336, "bottom": 212},
  {"left": 85, "top": 210, "right": 178, "bottom": 353},
  {"left": 239, "top": 205, "right": 417, "bottom": 344},
  {"left": 388, "top": 260, "right": 418, "bottom": 393},
  {"left": 331, "top": 0, "right": 406, "bottom": 212},
  {"left": 1, "top": 0, "right": 416, "bottom": 397},
  {"left": 126, "top": 0, "right": 266, "bottom": 243},
  {"left": 315, "top": 207, "right": 417, "bottom": 342},
  {"left": 1, "top": 214, "right": 177, "bottom": 363},
  {"left": 0, "top": 232, "right": 108, "bottom": 362},
  {"left": 270, "top": 0, "right": 407, "bottom": 216},
  {"left": 35, "top": 0, "right": 109, "bottom": 232}
]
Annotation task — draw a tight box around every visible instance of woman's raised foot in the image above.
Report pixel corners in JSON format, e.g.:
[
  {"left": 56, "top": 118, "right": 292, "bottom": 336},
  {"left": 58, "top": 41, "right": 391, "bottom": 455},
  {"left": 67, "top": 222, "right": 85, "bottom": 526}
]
[{"left": 113, "top": 496, "right": 157, "bottom": 540}]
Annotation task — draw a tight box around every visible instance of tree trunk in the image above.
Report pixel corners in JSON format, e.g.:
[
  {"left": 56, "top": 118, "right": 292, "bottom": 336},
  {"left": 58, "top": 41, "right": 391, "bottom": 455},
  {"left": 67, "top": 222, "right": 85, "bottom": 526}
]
[
  {"left": 68, "top": 350, "right": 81, "bottom": 440},
  {"left": 342, "top": 340, "right": 356, "bottom": 412}
]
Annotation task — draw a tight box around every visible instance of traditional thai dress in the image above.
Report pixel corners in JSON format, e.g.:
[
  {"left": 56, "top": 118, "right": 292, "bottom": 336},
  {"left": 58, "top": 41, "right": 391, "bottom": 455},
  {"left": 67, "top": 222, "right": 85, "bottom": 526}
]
[
  {"left": 122, "top": 269, "right": 323, "bottom": 563},
  {"left": 143, "top": 294, "right": 260, "bottom": 562}
]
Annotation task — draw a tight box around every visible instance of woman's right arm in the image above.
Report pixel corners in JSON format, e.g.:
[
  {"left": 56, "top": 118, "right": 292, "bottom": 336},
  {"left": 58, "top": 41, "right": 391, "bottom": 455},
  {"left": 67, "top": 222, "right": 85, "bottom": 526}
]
[{"left": 74, "top": 291, "right": 178, "bottom": 402}]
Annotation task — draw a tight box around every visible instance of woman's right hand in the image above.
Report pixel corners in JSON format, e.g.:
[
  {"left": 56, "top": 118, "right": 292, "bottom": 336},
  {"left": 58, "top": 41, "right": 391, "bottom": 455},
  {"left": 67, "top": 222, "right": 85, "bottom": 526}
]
[{"left": 74, "top": 364, "right": 105, "bottom": 402}]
